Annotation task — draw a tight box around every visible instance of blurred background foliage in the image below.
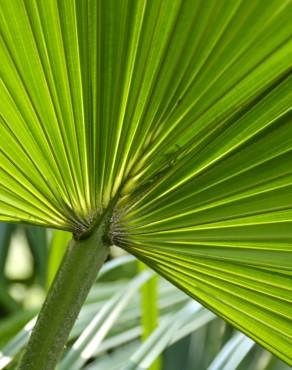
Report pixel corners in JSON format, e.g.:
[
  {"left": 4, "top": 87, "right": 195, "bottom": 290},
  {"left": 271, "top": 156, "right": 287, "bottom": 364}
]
[{"left": 0, "top": 223, "right": 290, "bottom": 370}]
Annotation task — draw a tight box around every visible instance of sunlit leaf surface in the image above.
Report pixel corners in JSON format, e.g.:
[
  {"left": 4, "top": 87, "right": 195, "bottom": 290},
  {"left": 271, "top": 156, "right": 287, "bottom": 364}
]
[{"left": 0, "top": 0, "right": 291, "bottom": 364}]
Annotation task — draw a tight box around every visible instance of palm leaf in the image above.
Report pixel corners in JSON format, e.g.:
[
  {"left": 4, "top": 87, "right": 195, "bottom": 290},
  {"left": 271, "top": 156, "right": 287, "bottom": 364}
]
[
  {"left": 0, "top": 0, "right": 291, "bottom": 364},
  {"left": 207, "top": 332, "right": 254, "bottom": 370},
  {"left": 0, "top": 257, "right": 192, "bottom": 369},
  {"left": 0, "top": 256, "right": 288, "bottom": 370},
  {"left": 59, "top": 270, "right": 153, "bottom": 370}
]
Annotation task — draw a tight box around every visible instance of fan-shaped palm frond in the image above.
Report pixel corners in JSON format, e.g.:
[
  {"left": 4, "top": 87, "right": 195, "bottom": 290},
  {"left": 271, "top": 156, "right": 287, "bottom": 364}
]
[{"left": 0, "top": 0, "right": 291, "bottom": 367}]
